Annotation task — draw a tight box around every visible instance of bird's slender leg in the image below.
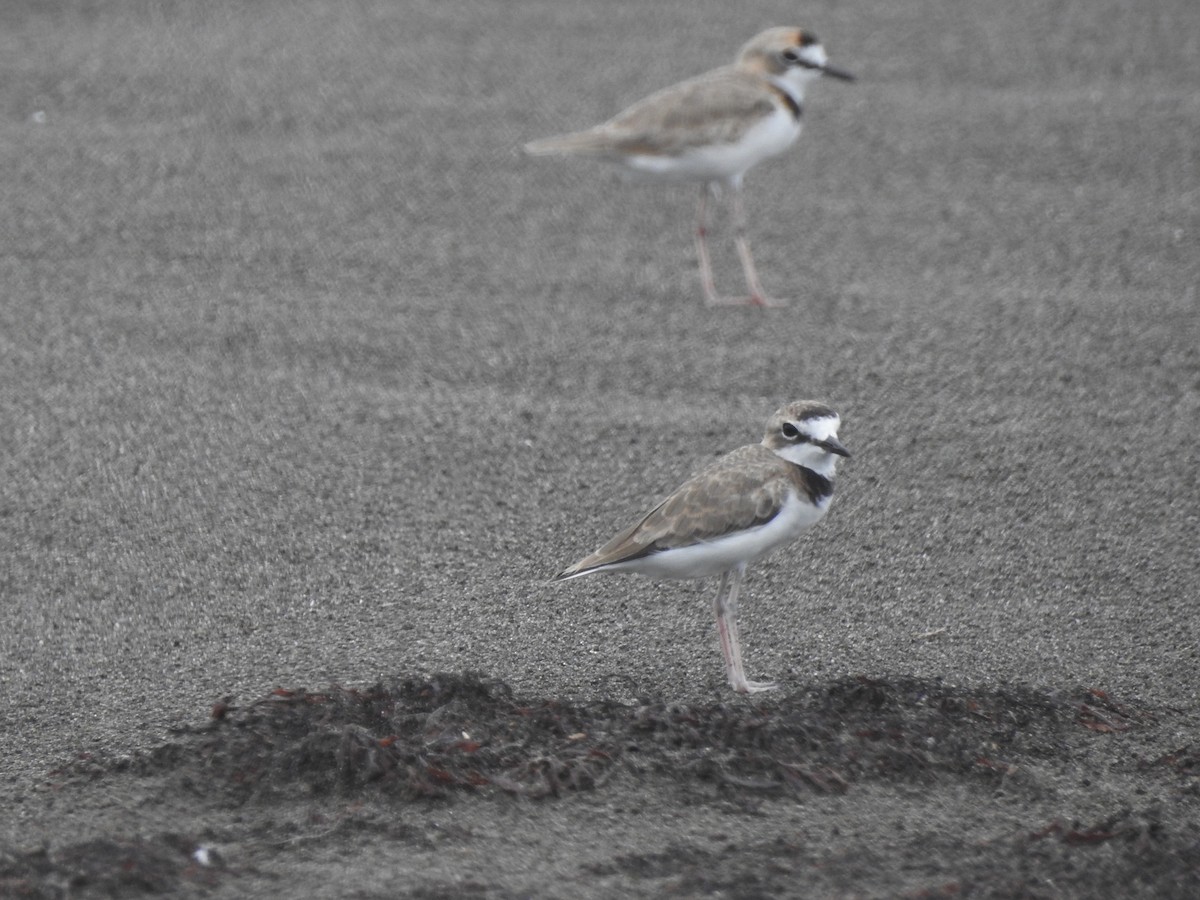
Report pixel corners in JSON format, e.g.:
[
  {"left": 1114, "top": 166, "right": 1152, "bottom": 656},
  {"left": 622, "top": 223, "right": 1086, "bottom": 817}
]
[
  {"left": 713, "top": 563, "right": 778, "bottom": 694},
  {"left": 694, "top": 184, "right": 722, "bottom": 306},
  {"left": 730, "top": 186, "right": 787, "bottom": 308}
]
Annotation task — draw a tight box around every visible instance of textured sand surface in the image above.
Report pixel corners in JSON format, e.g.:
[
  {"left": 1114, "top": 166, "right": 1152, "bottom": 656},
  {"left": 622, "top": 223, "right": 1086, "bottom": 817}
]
[{"left": 1, "top": 1, "right": 1197, "bottom": 896}]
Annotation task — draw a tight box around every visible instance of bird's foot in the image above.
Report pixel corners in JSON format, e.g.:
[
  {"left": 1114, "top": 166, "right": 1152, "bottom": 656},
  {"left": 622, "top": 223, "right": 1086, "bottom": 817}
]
[{"left": 730, "top": 677, "right": 780, "bottom": 694}]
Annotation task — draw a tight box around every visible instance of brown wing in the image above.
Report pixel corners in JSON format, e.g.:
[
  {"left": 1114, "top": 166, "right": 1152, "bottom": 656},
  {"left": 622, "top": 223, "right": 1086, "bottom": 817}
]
[
  {"left": 526, "top": 69, "right": 777, "bottom": 159},
  {"left": 557, "top": 445, "right": 789, "bottom": 577}
]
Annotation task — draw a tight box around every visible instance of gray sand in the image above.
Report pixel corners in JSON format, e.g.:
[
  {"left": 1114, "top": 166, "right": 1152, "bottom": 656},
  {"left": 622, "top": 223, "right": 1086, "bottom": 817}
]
[{"left": 1, "top": 1, "right": 1197, "bottom": 896}]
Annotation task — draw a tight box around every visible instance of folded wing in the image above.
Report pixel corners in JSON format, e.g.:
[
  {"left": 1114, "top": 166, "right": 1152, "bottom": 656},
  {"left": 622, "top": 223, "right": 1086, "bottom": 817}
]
[{"left": 556, "top": 445, "right": 789, "bottom": 578}]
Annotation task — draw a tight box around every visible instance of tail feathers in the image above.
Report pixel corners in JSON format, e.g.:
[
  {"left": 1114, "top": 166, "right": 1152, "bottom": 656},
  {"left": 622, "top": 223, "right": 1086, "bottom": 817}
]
[
  {"left": 552, "top": 563, "right": 592, "bottom": 582},
  {"left": 523, "top": 129, "right": 616, "bottom": 158}
]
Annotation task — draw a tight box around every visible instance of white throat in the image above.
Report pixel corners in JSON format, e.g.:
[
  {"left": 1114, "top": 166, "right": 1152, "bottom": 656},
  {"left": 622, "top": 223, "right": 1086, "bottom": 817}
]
[
  {"left": 771, "top": 71, "right": 810, "bottom": 107},
  {"left": 774, "top": 443, "right": 840, "bottom": 478},
  {"left": 773, "top": 44, "right": 828, "bottom": 103},
  {"left": 771, "top": 415, "right": 842, "bottom": 478}
]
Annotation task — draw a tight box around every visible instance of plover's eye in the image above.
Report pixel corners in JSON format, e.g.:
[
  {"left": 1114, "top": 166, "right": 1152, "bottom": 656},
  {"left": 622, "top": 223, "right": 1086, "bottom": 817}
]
[
  {"left": 781, "top": 422, "right": 801, "bottom": 439},
  {"left": 781, "top": 48, "right": 801, "bottom": 63}
]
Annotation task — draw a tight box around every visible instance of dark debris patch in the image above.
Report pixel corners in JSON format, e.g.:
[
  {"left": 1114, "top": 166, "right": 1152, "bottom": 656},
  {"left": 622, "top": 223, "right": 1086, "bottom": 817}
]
[
  {"left": 39, "top": 673, "right": 1164, "bottom": 808},
  {"left": 957, "top": 805, "right": 1200, "bottom": 899},
  {"left": 625, "top": 676, "right": 1077, "bottom": 796},
  {"left": 170, "top": 672, "right": 622, "bottom": 802},
  {"left": 17, "top": 674, "right": 1197, "bottom": 898},
  {"left": 580, "top": 805, "right": 1200, "bottom": 900},
  {"left": 1141, "top": 745, "right": 1200, "bottom": 781},
  {"left": 0, "top": 835, "right": 228, "bottom": 899}
]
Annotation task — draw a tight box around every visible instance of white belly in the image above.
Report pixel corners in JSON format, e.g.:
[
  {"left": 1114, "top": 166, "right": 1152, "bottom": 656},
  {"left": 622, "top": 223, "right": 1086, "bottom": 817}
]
[
  {"left": 621, "top": 109, "right": 801, "bottom": 185},
  {"left": 605, "top": 491, "right": 829, "bottom": 580}
]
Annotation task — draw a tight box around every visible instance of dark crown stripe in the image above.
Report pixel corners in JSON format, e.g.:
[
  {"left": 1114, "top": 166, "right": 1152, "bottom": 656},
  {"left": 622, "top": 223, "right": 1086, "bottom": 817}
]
[{"left": 794, "top": 405, "right": 836, "bottom": 422}]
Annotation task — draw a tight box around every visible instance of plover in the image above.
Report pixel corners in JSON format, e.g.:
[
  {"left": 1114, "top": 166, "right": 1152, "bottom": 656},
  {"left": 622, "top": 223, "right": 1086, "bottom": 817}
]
[
  {"left": 525, "top": 27, "right": 854, "bottom": 307},
  {"left": 555, "top": 400, "right": 850, "bottom": 693}
]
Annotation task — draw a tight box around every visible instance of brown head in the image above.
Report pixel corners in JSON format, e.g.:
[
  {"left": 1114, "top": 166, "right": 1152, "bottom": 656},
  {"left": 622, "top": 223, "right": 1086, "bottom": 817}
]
[
  {"left": 736, "top": 27, "right": 855, "bottom": 83},
  {"left": 761, "top": 400, "right": 850, "bottom": 476}
]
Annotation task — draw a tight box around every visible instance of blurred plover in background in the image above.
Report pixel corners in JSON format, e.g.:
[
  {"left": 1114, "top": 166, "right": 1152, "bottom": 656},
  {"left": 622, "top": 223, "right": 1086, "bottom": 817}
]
[{"left": 526, "top": 27, "right": 854, "bottom": 307}]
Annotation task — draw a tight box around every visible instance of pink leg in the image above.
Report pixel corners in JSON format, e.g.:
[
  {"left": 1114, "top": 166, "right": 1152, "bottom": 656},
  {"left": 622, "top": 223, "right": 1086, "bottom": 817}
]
[
  {"left": 730, "top": 188, "right": 786, "bottom": 308},
  {"left": 713, "top": 565, "right": 778, "bottom": 694},
  {"left": 694, "top": 185, "right": 721, "bottom": 305}
]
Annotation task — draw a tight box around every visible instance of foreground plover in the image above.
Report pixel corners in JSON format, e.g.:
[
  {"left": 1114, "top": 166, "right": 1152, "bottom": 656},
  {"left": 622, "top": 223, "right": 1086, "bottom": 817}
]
[
  {"left": 525, "top": 27, "right": 854, "bottom": 307},
  {"left": 556, "top": 400, "right": 850, "bottom": 693}
]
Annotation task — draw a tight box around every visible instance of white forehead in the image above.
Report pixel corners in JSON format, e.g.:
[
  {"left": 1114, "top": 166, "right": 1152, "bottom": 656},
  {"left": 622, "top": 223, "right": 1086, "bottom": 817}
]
[
  {"left": 797, "top": 414, "right": 840, "bottom": 441},
  {"left": 798, "top": 43, "right": 828, "bottom": 68}
]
